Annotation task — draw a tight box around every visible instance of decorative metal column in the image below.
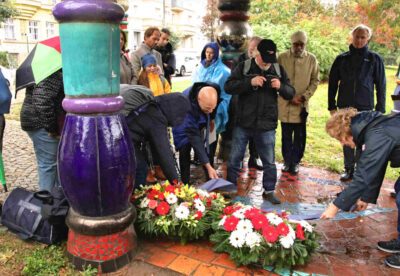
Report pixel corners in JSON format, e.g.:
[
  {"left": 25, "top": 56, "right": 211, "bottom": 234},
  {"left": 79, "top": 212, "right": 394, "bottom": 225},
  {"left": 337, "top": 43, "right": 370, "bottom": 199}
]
[
  {"left": 216, "top": 0, "right": 252, "bottom": 69},
  {"left": 53, "top": 0, "right": 136, "bottom": 273}
]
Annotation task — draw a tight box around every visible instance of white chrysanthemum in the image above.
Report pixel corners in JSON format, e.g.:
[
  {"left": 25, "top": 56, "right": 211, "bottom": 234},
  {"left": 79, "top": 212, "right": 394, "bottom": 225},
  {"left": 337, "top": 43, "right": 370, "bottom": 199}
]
[
  {"left": 218, "top": 215, "right": 227, "bottom": 227},
  {"left": 139, "top": 198, "right": 149, "bottom": 208},
  {"left": 287, "top": 224, "right": 296, "bottom": 239},
  {"left": 266, "top": 213, "right": 283, "bottom": 226},
  {"left": 166, "top": 193, "right": 178, "bottom": 205},
  {"left": 197, "top": 189, "right": 209, "bottom": 198},
  {"left": 233, "top": 209, "right": 246, "bottom": 219},
  {"left": 236, "top": 219, "right": 253, "bottom": 234},
  {"left": 175, "top": 205, "right": 190, "bottom": 220},
  {"left": 229, "top": 230, "right": 246, "bottom": 248},
  {"left": 280, "top": 235, "right": 295, "bottom": 249},
  {"left": 245, "top": 231, "right": 262, "bottom": 248},
  {"left": 194, "top": 198, "right": 205, "bottom": 212},
  {"left": 300, "top": 221, "right": 313, "bottom": 233}
]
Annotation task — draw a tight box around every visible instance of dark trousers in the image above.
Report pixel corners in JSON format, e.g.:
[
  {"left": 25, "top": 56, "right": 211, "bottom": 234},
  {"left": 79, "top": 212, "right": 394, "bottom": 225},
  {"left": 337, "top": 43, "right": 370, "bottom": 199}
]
[
  {"left": 394, "top": 177, "right": 400, "bottom": 239},
  {"left": 179, "top": 143, "right": 210, "bottom": 184},
  {"left": 281, "top": 122, "right": 306, "bottom": 166},
  {"left": 343, "top": 145, "right": 361, "bottom": 170},
  {"left": 134, "top": 143, "right": 148, "bottom": 189},
  {"left": 0, "top": 115, "right": 5, "bottom": 153},
  {"left": 248, "top": 138, "right": 259, "bottom": 161}
]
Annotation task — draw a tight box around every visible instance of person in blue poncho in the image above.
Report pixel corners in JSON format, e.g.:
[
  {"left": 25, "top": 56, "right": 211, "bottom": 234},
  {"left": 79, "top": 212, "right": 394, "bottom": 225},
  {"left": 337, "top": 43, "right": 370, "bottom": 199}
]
[
  {"left": 192, "top": 42, "right": 231, "bottom": 165},
  {"left": 0, "top": 68, "right": 12, "bottom": 152}
]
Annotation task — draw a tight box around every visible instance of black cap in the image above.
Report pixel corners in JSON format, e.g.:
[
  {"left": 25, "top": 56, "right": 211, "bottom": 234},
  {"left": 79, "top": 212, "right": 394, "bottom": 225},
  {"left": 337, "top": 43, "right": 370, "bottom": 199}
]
[{"left": 257, "top": 39, "right": 277, "bottom": 63}]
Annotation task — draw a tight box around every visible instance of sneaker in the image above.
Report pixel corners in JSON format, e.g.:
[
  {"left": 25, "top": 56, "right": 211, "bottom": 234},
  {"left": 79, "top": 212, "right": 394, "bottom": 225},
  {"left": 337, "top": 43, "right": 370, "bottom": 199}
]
[
  {"left": 289, "top": 163, "right": 299, "bottom": 175},
  {"left": 340, "top": 168, "right": 354, "bottom": 182},
  {"left": 262, "top": 192, "right": 281, "bottom": 205},
  {"left": 281, "top": 163, "right": 290, "bottom": 173},
  {"left": 378, "top": 239, "right": 400, "bottom": 253},
  {"left": 385, "top": 254, "right": 400, "bottom": 269}
]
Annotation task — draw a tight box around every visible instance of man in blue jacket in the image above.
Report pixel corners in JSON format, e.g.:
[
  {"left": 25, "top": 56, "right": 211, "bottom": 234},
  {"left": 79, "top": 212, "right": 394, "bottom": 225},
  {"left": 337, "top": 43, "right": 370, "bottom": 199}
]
[
  {"left": 0, "top": 68, "right": 12, "bottom": 153},
  {"left": 172, "top": 82, "right": 221, "bottom": 184},
  {"left": 328, "top": 24, "right": 386, "bottom": 182}
]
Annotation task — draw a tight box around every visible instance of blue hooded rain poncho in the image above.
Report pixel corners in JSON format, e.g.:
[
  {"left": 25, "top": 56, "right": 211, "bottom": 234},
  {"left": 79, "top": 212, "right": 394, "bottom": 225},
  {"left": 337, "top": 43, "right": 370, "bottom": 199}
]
[{"left": 192, "top": 42, "right": 231, "bottom": 134}]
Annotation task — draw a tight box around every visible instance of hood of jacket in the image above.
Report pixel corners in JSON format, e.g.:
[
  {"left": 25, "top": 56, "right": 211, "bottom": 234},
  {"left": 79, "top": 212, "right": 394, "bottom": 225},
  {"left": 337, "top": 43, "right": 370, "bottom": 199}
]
[
  {"left": 351, "top": 110, "right": 383, "bottom": 145},
  {"left": 201, "top": 42, "right": 220, "bottom": 66}
]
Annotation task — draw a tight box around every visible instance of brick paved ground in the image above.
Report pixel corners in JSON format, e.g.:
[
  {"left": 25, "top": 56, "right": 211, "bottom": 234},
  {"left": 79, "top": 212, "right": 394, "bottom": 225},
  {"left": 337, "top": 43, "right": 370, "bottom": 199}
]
[{"left": 1, "top": 119, "right": 399, "bottom": 275}]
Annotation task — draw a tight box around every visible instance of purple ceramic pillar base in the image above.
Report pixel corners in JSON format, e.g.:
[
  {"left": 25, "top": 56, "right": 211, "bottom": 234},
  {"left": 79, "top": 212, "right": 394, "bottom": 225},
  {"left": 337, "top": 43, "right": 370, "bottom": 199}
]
[{"left": 59, "top": 113, "right": 135, "bottom": 217}]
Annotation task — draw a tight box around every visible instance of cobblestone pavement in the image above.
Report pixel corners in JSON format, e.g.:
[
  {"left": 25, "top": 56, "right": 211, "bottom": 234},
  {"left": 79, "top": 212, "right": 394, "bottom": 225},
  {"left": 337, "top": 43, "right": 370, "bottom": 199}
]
[{"left": 0, "top": 119, "right": 38, "bottom": 202}]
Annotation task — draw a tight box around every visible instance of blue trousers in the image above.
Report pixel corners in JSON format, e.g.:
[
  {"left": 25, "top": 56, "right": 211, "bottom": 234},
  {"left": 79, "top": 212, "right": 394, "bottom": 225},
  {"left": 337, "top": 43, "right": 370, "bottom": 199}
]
[
  {"left": 394, "top": 177, "right": 400, "bottom": 239},
  {"left": 227, "top": 126, "right": 277, "bottom": 192},
  {"left": 27, "top": 128, "right": 60, "bottom": 192}
]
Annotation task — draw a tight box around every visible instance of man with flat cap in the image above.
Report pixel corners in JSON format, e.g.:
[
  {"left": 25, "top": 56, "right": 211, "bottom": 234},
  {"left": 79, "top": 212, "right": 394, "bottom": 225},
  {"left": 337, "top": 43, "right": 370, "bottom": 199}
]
[
  {"left": 278, "top": 31, "right": 320, "bottom": 175},
  {"left": 225, "top": 39, "right": 295, "bottom": 204}
]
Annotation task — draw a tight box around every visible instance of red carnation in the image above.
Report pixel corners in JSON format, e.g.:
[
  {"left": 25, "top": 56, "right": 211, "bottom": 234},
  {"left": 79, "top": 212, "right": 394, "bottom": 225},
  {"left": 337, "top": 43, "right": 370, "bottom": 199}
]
[
  {"left": 194, "top": 211, "right": 203, "bottom": 220},
  {"left": 206, "top": 198, "right": 212, "bottom": 207},
  {"left": 147, "top": 189, "right": 158, "bottom": 199},
  {"left": 280, "top": 211, "right": 288, "bottom": 219},
  {"left": 277, "top": 222, "right": 289, "bottom": 236},
  {"left": 164, "top": 185, "right": 175, "bottom": 193},
  {"left": 156, "top": 201, "right": 170, "bottom": 216},
  {"left": 157, "top": 191, "right": 165, "bottom": 201},
  {"left": 262, "top": 225, "right": 279, "bottom": 243},
  {"left": 245, "top": 208, "right": 261, "bottom": 219},
  {"left": 296, "top": 224, "right": 305, "bottom": 240},
  {"left": 223, "top": 206, "right": 235, "bottom": 215},
  {"left": 148, "top": 199, "right": 158, "bottom": 209},
  {"left": 223, "top": 216, "right": 240, "bottom": 232},
  {"left": 251, "top": 214, "right": 268, "bottom": 230}
]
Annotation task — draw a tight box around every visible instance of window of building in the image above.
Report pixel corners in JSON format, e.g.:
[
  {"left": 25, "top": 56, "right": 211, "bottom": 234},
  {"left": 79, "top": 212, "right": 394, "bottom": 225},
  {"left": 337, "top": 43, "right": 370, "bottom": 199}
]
[
  {"left": 46, "top": 22, "right": 55, "bottom": 37},
  {"left": 4, "top": 19, "right": 15, "bottom": 40},
  {"left": 29, "top": 21, "right": 39, "bottom": 40}
]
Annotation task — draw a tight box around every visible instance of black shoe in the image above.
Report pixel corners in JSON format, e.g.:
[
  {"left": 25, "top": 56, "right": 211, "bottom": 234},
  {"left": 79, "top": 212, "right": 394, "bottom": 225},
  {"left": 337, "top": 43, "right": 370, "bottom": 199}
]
[
  {"left": 289, "top": 163, "right": 299, "bottom": 175},
  {"left": 385, "top": 254, "right": 400, "bottom": 269},
  {"left": 282, "top": 163, "right": 290, "bottom": 172},
  {"left": 340, "top": 168, "right": 354, "bottom": 182},
  {"left": 262, "top": 192, "right": 281, "bottom": 205},
  {"left": 378, "top": 239, "right": 400, "bottom": 253},
  {"left": 248, "top": 157, "right": 263, "bottom": 171}
]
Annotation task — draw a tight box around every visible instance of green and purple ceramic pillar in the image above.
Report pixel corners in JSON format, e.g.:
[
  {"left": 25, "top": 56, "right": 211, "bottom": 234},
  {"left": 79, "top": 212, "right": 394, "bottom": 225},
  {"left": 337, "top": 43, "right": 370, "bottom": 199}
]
[{"left": 53, "top": 0, "right": 136, "bottom": 272}]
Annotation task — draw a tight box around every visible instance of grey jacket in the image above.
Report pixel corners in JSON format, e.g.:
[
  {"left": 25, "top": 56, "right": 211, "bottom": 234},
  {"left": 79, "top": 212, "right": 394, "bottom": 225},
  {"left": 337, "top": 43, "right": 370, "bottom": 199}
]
[{"left": 130, "top": 43, "right": 163, "bottom": 77}]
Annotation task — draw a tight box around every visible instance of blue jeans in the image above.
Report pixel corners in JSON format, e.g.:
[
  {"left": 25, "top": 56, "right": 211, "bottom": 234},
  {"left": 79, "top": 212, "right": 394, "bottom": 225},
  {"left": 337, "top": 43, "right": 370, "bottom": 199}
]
[
  {"left": 227, "top": 126, "right": 277, "bottom": 192},
  {"left": 27, "top": 129, "right": 60, "bottom": 191}
]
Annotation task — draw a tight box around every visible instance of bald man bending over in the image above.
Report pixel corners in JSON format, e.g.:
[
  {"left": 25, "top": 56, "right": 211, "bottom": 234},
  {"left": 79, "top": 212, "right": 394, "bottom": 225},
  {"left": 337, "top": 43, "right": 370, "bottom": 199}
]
[{"left": 173, "top": 82, "right": 221, "bottom": 184}]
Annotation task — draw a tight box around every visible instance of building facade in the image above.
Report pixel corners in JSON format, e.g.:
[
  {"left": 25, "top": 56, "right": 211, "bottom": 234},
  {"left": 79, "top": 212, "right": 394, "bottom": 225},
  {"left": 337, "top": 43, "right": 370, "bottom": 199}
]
[
  {"left": 0, "top": 0, "right": 60, "bottom": 67},
  {"left": 0, "top": 0, "right": 208, "bottom": 67}
]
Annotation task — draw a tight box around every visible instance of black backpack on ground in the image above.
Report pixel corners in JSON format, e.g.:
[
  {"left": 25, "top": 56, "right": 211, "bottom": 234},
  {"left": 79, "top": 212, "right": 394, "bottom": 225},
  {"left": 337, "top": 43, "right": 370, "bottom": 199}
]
[{"left": 0, "top": 187, "right": 69, "bottom": 244}]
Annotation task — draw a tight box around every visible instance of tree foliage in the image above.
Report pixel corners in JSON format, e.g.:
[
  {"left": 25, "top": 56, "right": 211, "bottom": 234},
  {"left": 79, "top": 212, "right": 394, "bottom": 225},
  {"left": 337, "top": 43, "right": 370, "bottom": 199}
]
[
  {"left": 249, "top": 0, "right": 399, "bottom": 80},
  {"left": 200, "top": 0, "right": 219, "bottom": 42},
  {"left": 0, "top": 0, "right": 18, "bottom": 23}
]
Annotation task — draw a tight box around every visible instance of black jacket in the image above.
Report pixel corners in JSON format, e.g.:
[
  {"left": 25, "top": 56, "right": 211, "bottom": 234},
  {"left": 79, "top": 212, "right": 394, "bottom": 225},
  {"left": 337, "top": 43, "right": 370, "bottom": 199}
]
[
  {"left": 155, "top": 43, "right": 176, "bottom": 85},
  {"left": 20, "top": 70, "right": 64, "bottom": 134},
  {"left": 224, "top": 58, "right": 295, "bottom": 130},
  {"left": 328, "top": 45, "right": 386, "bottom": 113},
  {"left": 334, "top": 112, "right": 400, "bottom": 211}
]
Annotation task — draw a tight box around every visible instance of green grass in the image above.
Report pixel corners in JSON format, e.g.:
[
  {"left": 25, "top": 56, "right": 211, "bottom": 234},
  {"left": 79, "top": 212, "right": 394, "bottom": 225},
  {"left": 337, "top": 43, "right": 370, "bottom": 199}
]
[{"left": 172, "top": 68, "right": 398, "bottom": 180}]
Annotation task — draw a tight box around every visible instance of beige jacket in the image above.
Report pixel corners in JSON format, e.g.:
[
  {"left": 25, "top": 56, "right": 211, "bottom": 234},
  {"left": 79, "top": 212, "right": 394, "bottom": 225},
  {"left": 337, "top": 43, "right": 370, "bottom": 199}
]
[
  {"left": 277, "top": 49, "right": 320, "bottom": 123},
  {"left": 120, "top": 54, "right": 137, "bottom": 85}
]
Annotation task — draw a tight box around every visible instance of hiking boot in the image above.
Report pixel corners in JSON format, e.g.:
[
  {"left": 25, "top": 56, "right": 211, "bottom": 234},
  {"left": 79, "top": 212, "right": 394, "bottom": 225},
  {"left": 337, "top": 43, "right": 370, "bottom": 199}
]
[
  {"left": 340, "top": 168, "right": 354, "bottom": 182},
  {"left": 385, "top": 254, "right": 400, "bottom": 269},
  {"left": 262, "top": 192, "right": 281, "bottom": 205},
  {"left": 289, "top": 163, "right": 300, "bottom": 175},
  {"left": 154, "top": 166, "right": 167, "bottom": 181},
  {"left": 378, "top": 239, "right": 400, "bottom": 253},
  {"left": 146, "top": 170, "right": 157, "bottom": 184},
  {"left": 248, "top": 157, "right": 263, "bottom": 171},
  {"left": 281, "top": 163, "right": 290, "bottom": 173}
]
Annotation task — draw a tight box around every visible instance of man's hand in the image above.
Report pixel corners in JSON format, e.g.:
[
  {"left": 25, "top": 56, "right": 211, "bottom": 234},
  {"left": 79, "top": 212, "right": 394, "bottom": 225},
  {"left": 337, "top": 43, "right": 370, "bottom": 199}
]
[
  {"left": 355, "top": 199, "right": 368, "bottom": 211},
  {"left": 251, "top": 76, "right": 266, "bottom": 87},
  {"left": 320, "top": 203, "right": 339, "bottom": 219},
  {"left": 204, "top": 163, "right": 219, "bottom": 179},
  {"left": 290, "top": 95, "right": 304, "bottom": 105},
  {"left": 270, "top": 78, "right": 281, "bottom": 90},
  {"left": 329, "top": 109, "right": 337, "bottom": 116}
]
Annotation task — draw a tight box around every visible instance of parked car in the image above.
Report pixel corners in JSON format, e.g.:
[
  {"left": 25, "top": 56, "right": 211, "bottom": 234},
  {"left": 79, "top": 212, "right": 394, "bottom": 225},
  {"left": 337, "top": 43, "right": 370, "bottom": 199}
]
[{"left": 174, "top": 54, "right": 199, "bottom": 76}]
